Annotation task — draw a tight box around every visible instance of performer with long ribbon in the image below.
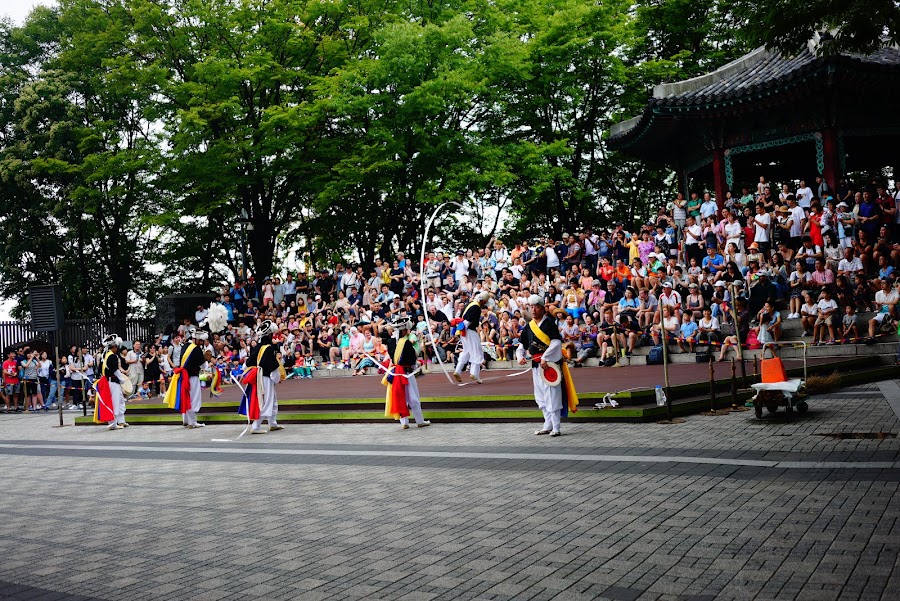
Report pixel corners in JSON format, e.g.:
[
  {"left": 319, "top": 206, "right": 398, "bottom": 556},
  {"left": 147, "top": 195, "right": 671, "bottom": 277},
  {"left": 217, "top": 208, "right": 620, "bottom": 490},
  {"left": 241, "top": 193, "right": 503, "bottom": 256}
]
[
  {"left": 383, "top": 315, "right": 431, "bottom": 430},
  {"left": 93, "top": 334, "right": 128, "bottom": 430},
  {"left": 239, "top": 320, "right": 284, "bottom": 434},
  {"left": 452, "top": 291, "right": 490, "bottom": 384},
  {"left": 516, "top": 295, "right": 579, "bottom": 437}
]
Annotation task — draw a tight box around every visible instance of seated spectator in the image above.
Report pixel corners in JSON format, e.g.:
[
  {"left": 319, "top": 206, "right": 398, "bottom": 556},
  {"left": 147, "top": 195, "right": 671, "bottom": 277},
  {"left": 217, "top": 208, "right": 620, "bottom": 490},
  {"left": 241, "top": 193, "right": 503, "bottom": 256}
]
[
  {"left": 678, "top": 311, "right": 698, "bottom": 353},
  {"left": 842, "top": 305, "right": 860, "bottom": 343},
  {"left": 696, "top": 307, "right": 721, "bottom": 348},
  {"left": 812, "top": 288, "right": 838, "bottom": 345},
  {"left": 651, "top": 305, "right": 679, "bottom": 346},
  {"left": 809, "top": 258, "right": 835, "bottom": 295},
  {"left": 756, "top": 301, "right": 783, "bottom": 342},
  {"left": 867, "top": 279, "right": 899, "bottom": 343}
]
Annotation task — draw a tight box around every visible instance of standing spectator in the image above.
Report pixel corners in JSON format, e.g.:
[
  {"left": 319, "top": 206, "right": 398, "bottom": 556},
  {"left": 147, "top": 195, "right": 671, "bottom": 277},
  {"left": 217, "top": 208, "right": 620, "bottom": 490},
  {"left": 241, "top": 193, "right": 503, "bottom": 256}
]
[
  {"left": 125, "top": 341, "right": 144, "bottom": 398},
  {"left": 672, "top": 192, "right": 687, "bottom": 243},
  {"left": 38, "top": 351, "right": 54, "bottom": 411},
  {"left": 273, "top": 276, "right": 285, "bottom": 306},
  {"left": 686, "top": 192, "right": 702, "bottom": 220},
  {"left": 699, "top": 192, "right": 718, "bottom": 221},
  {"left": 68, "top": 347, "right": 88, "bottom": 410},
  {"left": 283, "top": 273, "right": 297, "bottom": 306},
  {"left": 143, "top": 345, "right": 162, "bottom": 398},
  {"left": 195, "top": 304, "right": 208, "bottom": 324},
  {"left": 749, "top": 203, "right": 772, "bottom": 258},
  {"left": 2, "top": 350, "right": 21, "bottom": 412},
  {"left": 796, "top": 179, "right": 813, "bottom": 209},
  {"left": 488, "top": 238, "right": 509, "bottom": 278},
  {"left": 20, "top": 349, "right": 42, "bottom": 412}
]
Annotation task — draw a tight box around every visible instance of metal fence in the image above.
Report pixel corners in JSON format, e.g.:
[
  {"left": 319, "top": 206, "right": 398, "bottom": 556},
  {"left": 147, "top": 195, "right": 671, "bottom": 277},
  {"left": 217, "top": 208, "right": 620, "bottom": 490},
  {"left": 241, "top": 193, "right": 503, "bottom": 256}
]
[{"left": 0, "top": 318, "right": 157, "bottom": 352}]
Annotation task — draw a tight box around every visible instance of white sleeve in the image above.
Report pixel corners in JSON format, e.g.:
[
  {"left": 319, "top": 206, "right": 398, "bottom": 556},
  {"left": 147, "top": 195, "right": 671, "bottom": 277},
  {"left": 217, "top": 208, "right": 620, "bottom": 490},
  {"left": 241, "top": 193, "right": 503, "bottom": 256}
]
[
  {"left": 515, "top": 344, "right": 526, "bottom": 362},
  {"left": 542, "top": 339, "right": 562, "bottom": 363}
]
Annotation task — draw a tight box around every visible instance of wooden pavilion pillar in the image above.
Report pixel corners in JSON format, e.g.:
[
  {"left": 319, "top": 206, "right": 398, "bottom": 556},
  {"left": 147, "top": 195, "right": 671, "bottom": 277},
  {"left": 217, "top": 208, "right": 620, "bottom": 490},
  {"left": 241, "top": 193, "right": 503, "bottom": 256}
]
[
  {"left": 821, "top": 129, "right": 841, "bottom": 193},
  {"left": 712, "top": 148, "right": 727, "bottom": 211}
]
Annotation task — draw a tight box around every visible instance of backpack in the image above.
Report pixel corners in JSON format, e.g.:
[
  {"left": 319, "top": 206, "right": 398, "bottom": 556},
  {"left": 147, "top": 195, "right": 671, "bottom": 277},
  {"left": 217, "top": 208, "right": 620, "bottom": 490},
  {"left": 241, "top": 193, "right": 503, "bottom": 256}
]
[{"left": 647, "top": 345, "right": 664, "bottom": 365}]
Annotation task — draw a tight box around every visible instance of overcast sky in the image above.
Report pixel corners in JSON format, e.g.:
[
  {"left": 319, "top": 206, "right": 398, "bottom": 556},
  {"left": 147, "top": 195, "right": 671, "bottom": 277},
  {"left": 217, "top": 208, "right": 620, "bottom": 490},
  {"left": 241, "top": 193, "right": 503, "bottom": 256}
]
[{"left": 1, "top": 0, "right": 52, "bottom": 25}]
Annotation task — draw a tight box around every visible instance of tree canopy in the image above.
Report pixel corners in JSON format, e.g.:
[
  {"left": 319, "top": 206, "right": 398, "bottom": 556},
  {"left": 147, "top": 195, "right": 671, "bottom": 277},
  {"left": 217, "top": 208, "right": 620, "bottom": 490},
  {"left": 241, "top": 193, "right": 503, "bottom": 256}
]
[{"left": 0, "top": 0, "right": 760, "bottom": 318}]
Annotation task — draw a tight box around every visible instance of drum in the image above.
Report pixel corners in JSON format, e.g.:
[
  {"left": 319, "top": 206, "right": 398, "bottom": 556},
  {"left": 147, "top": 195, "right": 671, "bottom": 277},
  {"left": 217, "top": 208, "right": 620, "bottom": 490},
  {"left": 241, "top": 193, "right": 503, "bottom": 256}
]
[{"left": 119, "top": 376, "right": 134, "bottom": 397}]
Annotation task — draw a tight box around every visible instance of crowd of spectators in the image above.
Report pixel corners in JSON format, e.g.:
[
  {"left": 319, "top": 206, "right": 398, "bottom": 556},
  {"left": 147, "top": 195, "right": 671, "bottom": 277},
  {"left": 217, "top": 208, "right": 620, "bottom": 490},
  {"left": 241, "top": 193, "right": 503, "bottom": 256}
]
[
  {"left": 5, "top": 173, "right": 900, "bottom": 413},
  {"left": 156, "top": 173, "right": 900, "bottom": 382}
]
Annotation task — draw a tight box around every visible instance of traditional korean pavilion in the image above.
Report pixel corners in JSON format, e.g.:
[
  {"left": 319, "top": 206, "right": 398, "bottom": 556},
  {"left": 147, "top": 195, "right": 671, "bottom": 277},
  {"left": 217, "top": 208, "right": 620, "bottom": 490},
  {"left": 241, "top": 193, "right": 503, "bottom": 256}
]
[{"left": 608, "top": 35, "right": 900, "bottom": 205}]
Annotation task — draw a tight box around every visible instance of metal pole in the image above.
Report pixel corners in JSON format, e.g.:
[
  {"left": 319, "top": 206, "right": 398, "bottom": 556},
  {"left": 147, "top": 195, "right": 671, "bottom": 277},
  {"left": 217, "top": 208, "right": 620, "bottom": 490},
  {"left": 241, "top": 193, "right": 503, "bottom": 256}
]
[
  {"left": 731, "top": 358, "right": 738, "bottom": 407},
  {"left": 241, "top": 223, "right": 247, "bottom": 281},
  {"left": 709, "top": 359, "right": 716, "bottom": 412},
  {"left": 81, "top": 348, "right": 87, "bottom": 417},
  {"left": 54, "top": 331, "right": 63, "bottom": 427},
  {"left": 728, "top": 283, "right": 746, "bottom": 387}
]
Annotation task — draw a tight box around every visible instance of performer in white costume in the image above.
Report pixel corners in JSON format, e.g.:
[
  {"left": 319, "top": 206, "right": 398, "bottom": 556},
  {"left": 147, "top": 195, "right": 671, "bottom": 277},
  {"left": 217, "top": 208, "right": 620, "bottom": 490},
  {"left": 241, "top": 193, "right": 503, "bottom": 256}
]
[{"left": 452, "top": 291, "right": 490, "bottom": 384}]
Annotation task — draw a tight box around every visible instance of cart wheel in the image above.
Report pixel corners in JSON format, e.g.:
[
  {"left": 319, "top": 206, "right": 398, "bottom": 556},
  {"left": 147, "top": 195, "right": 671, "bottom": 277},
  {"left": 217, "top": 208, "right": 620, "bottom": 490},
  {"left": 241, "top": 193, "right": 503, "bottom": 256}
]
[
  {"left": 797, "top": 401, "right": 809, "bottom": 415},
  {"left": 766, "top": 402, "right": 780, "bottom": 414},
  {"left": 754, "top": 403, "right": 763, "bottom": 419}
]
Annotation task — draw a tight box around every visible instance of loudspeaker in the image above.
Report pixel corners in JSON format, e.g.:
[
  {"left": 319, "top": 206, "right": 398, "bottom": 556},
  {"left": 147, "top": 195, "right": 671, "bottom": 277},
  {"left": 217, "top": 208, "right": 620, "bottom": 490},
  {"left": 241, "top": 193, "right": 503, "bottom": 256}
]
[{"left": 29, "top": 285, "right": 65, "bottom": 332}]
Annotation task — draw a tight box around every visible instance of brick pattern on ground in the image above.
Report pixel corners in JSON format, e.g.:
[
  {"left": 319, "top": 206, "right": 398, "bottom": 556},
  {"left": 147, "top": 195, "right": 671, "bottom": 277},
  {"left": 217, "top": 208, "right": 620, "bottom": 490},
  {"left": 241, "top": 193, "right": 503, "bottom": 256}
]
[{"left": 0, "top": 381, "right": 898, "bottom": 600}]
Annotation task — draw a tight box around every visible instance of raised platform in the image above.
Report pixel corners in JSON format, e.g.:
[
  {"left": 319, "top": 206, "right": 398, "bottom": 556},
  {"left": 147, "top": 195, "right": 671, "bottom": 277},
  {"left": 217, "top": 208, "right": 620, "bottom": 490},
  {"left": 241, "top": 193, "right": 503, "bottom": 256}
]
[{"left": 74, "top": 355, "right": 899, "bottom": 425}]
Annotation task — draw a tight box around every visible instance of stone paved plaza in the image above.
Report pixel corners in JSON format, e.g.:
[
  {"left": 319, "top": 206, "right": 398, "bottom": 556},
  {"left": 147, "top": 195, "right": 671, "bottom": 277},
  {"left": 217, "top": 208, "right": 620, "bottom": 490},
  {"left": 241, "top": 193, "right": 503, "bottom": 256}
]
[{"left": 1, "top": 381, "right": 899, "bottom": 601}]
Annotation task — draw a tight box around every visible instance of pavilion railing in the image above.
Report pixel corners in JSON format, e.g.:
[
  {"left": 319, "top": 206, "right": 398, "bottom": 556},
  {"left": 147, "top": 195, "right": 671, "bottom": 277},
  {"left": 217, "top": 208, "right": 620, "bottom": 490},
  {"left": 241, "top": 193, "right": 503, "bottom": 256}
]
[{"left": 0, "top": 318, "right": 157, "bottom": 352}]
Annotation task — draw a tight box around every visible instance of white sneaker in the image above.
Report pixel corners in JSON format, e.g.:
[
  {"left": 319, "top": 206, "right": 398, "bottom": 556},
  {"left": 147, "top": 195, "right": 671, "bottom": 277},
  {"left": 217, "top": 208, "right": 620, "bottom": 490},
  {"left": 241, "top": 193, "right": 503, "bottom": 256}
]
[
  {"left": 189, "top": 423, "right": 205, "bottom": 428},
  {"left": 250, "top": 428, "right": 267, "bottom": 434},
  {"left": 549, "top": 430, "right": 561, "bottom": 437},
  {"left": 108, "top": 424, "right": 123, "bottom": 430},
  {"left": 326, "top": 363, "right": 334, "bottom": 370}
]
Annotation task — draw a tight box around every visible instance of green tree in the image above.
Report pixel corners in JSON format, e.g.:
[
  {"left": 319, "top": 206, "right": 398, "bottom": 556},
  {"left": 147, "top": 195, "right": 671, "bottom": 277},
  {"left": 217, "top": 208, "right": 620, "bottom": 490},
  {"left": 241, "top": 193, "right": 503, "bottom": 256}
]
[{"left": 734, "top": 0, "right": 900, "bottom": 55}]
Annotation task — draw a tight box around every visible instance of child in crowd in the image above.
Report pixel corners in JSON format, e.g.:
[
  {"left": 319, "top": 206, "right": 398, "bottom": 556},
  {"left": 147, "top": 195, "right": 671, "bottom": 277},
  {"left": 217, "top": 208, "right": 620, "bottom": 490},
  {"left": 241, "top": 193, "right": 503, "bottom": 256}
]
[
  {"left": 842, "top": 305, "right": 859, "bottom": 343},
  {"left": 678, "top": 311, "right": 698, "bottom": 353},
  {"left": 291, "top": 351, "right": 313, "bottom": 379},
  {"left": 138, "top": 381, "right": 152, "bottom": 401}
]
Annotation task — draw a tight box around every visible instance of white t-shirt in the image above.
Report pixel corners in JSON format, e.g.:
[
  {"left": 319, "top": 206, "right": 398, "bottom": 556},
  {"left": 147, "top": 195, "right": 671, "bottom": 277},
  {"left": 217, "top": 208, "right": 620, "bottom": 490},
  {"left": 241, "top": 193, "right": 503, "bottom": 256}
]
[
  {"left": 816, "top": 298, "right": 838, "bottom": 315},
  {"left": 875, "top": 289, "right": 899, "bottom": 313},
  {"left": 753, "top": 212, "right": 771, "bottom": 242},
  {"left": 698, "top": 316, "right": 720, "bottom": 332},
  {"left": 789, "top": 206, "right": 806, "bottom": 238},
  {"left": 545, "top": 247, "right": 560, "bottom": 268},
  {"left": 724, "top": 221, "right": 741, "bottom": 241},
  {"left": 797, "top": 186, "right": 813, "bottom": 208},
  {"left": 685, "top": 224, "right": 702, "bottom": 245},
  {"left": 450, "top": 257, "right": 469, "bottom": 281},
  {"left": 838, "top": 257, "right": 863, "bottom": 274},
  {"left": 789, "top": 270, "right": 811, "bottom": 287}
]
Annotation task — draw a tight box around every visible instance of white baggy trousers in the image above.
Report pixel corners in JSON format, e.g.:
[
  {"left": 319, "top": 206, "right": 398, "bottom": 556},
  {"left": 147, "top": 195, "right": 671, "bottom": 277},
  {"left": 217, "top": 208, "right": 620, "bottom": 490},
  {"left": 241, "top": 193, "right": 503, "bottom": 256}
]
[{"left": 454, "top": 329, "right": 483, "bottom": 379}]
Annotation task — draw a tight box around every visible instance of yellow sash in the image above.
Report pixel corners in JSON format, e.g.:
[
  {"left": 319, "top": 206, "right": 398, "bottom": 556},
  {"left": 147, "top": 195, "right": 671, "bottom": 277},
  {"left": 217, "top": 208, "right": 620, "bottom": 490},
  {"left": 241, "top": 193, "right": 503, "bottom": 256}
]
[
  {"left": 464, "top": 301, "right": 480, "bottom": 315},
  {"left": 528, "top": 319, "right": 551, "bottom": 346},
  {"left": 393, "top": 338, "right": 407, "bottom": 365},
  {"left": 181, "top": 343, "right": 196, "bottom": 367},
  {"left": 528, "top": 319, "right": 578, "bottom": 413}
]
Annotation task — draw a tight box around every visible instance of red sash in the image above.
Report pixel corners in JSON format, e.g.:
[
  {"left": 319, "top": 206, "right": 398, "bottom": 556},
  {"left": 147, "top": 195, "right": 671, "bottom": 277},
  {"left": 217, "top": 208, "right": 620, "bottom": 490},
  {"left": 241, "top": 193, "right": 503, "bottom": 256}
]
[
  {"left": 240, "top": 367, "right": 261, "bottom": 420},
  {"left": 94, "top": 377, "right": 116, "bottom": 423},
  {"left": 386, "top": 365, "right": 410, "bottom": 419},
  {"left": 173, "top": 366, "right": 191, "bottom": 414}
]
